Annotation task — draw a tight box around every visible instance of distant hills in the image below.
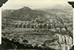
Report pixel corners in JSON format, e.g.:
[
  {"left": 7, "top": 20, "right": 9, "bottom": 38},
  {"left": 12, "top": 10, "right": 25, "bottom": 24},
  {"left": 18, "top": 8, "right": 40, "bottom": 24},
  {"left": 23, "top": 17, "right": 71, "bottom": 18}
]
[
  {"left": 2, "top": 6, "right": 48, "bottom": 21},
  {"left": 2, "top": 5, "right": 72, "bottom": 21}
]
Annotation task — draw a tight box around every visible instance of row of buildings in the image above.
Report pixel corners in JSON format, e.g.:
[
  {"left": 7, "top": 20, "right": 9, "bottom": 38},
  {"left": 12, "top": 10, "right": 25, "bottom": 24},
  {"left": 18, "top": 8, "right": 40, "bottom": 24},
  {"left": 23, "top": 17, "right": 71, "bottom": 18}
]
[{"left": 2, "top": 16, "right": 72, "bottom": 32}]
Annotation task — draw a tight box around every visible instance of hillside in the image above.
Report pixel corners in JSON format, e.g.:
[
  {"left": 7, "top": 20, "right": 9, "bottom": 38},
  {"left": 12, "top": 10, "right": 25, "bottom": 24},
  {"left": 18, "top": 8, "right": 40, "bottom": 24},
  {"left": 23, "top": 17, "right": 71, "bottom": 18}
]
[
  {"left": 2, "top": 7, "right": 48, "bottom": 21},
  {"left": 2, "top": 5, "right": 73, "bottom": 50}
]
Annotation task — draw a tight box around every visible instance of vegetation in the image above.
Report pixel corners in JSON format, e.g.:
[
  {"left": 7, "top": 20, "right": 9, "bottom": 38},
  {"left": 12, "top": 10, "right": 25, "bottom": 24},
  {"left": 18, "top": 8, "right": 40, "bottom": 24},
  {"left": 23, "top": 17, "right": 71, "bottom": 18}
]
[{"left": 2, "top": 5, "right": 73, "bottom": 50}]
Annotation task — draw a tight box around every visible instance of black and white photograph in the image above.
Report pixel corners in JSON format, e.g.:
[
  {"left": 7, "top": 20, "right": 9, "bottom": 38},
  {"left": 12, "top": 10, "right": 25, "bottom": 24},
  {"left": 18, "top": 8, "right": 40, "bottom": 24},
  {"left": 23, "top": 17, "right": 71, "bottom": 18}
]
[{"left": 1, "top": 0, "right": 73, "bottom": 50}]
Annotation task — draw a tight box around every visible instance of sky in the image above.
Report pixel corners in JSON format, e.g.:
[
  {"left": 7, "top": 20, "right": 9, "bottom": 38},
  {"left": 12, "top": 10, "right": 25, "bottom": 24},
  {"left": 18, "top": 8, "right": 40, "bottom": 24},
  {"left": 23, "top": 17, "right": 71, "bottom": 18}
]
[{"left": 1, "top": 0, "right": 72, "bottom": 10}]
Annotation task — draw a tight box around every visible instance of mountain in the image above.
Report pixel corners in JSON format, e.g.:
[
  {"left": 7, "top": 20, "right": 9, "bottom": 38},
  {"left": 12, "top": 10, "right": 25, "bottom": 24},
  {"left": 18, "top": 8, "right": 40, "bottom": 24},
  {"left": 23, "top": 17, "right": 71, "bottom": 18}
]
[
  {"left": 2, "top": 5, "right": 72, "bottom": 22},
  {"left": 2, "top": 6, "right": 48, "bottom": 21}
]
